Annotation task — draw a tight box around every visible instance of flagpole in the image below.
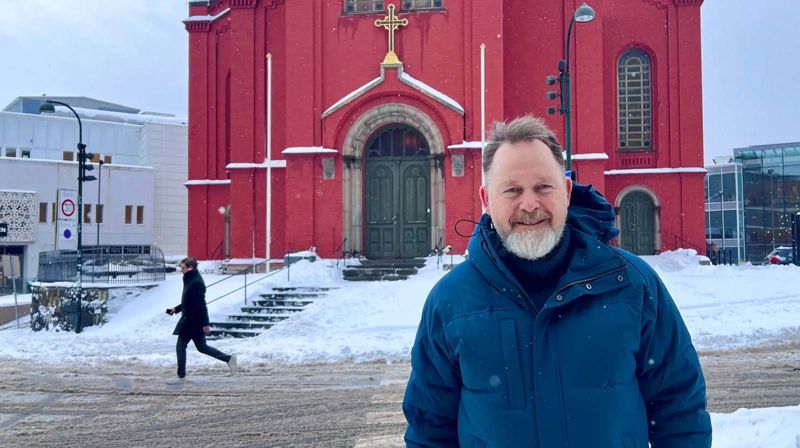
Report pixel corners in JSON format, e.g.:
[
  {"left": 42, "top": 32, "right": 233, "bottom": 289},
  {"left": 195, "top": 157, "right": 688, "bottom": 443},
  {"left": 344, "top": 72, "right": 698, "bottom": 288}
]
[
  {"left": 266, "top": 53, "right": 273, "bottom": 272},
  {"left": 480, "top": 43, "right": 486, "bottom": 188}
]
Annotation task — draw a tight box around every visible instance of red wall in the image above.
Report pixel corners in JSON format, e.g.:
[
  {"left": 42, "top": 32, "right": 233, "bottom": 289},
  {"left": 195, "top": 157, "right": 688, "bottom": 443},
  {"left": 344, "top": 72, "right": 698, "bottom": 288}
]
[{"left": 186, "top": 0, "right": 706, "bottom": 259}]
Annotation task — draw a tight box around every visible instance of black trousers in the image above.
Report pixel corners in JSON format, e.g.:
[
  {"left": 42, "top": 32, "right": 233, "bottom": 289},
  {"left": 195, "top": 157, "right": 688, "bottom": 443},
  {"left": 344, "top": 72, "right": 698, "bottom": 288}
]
[{"left": 176, "top": 332, "right": 231, "bottom": 378}]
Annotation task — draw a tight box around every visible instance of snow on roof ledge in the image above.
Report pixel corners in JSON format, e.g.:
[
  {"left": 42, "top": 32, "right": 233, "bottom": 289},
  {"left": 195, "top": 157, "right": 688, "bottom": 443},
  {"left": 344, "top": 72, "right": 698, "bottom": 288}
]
[
  {"left": 226, "top": 160, "right": 287, "bottom": 169},
  {"left": 322, "top": 65, "right": 464, "bottom": 119},
  {"left": 322, "top": 75, "right": 384, "bottom": 118},
  {"left": 568, "top": 152, "right": 609, "bottom": 161},
  {"left": 52, "top": 105, "right": 186, "bottom": 126},
  {"left": 605, "top": 167, "right": 707, "bottom": 175},
  {"left": 398, "top": 70, "right": 464, "bottom": 115},
  {"left": 184, "top": 7, "right": 230, "bottom": 23},
  {"left": 447, "top": 141, "right": 484, "bottom": 149},
  {"left": 282, "top": 147, "right": 338, "bottom": 155},
  {"left": 184, "top": 179, "right": 232, "bottom": 186}
]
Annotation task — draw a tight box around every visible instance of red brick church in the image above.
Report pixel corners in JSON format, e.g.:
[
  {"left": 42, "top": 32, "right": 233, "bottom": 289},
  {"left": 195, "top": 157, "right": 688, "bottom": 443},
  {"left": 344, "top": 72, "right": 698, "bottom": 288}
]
[{"left": 183, "top": 0, "right": 706, "bottom": 260}]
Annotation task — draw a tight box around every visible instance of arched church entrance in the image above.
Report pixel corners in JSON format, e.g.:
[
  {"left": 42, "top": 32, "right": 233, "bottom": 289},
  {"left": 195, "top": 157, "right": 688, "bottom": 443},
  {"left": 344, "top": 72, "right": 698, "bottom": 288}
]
[{"left": 340, "top": 103, "right": 445, "bottom": 258}]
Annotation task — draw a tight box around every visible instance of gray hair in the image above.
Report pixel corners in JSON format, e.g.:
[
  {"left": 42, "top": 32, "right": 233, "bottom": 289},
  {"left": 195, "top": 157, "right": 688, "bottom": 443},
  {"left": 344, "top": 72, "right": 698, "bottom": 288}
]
[{"left": 482, "top": 115, "right": 564, "bottom": 184}]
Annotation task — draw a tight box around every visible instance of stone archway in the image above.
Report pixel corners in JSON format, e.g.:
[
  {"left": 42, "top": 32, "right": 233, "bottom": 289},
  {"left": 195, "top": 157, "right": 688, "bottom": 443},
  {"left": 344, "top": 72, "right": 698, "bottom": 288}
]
[
  {"left": 341, "top": 103, "right": 445, "bottom": 257},
  {"left": 616, "top": 185, "right": 660, "bottom": 255}
]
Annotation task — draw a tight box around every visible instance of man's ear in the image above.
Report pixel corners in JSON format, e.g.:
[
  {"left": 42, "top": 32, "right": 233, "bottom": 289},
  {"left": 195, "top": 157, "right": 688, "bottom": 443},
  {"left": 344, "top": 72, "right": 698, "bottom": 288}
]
[
  {"left": 564, "top": 177, "right": 573, "bottom": 202},
  {"left": 479, "top": 184, "right": 491, "bottom": 214}
]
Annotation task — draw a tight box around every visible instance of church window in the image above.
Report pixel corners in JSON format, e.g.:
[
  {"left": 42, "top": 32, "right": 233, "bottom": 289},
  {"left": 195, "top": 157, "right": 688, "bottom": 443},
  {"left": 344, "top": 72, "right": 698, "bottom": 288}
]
[
  {"left": 343, "top": 0, "right": 385, "bottom": 14},
  {"left": 617, "top": 49, "right": 652, "bottom": 150},
  {"left": 403, "top": 0, "right": 443, "bottom": 9},
  {"left": 366, "top": 125, "right": 430, "bottom": 158}
]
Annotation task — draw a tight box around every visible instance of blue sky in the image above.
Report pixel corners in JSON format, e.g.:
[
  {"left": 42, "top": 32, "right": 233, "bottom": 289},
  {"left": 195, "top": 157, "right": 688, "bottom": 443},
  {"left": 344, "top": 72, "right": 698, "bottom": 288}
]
[{"left": 1, "top": 0, "right": 797, "bottom": 164}]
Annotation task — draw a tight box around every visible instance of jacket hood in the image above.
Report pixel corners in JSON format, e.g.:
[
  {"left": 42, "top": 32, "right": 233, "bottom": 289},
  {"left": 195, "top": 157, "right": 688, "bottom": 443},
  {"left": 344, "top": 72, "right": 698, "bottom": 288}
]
[{"left": 566, "top": 183, "right": 619, "bottom": 244}]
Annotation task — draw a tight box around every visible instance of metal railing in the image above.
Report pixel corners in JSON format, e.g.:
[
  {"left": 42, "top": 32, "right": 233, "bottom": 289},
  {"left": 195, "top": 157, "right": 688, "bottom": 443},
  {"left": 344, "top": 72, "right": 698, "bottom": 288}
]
[
  {"left": 37, "top": 245, "right": 168, "bottom": 284},
  {"left": 206, "top": 259, "right": 288, "bottom": 306}
]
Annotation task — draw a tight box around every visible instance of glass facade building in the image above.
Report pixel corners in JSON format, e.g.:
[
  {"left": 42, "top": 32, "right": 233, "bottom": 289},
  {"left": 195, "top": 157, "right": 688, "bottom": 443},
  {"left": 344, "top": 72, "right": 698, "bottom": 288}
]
[
  {"left": 704, "top": 162, "right": 745, "bottom": 264},
  {"left": 734, "top": 142, "right": 800, "bottom": 264}
]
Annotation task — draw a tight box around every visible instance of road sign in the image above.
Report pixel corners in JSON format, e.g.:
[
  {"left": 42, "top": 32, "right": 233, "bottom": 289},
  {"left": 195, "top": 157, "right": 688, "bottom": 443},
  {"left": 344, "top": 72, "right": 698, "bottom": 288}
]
[
  {"left": 1, "top": 255, "right": 20, "bottom": 279},
  {"left": 58, "top": 189, "right": 78, "bottom": 221},
  {"left": 61, "top": 199, "right": 75, "bottom": 217},
  {"left": 56, "top": 219, "right": 77, "bottom": 250}
]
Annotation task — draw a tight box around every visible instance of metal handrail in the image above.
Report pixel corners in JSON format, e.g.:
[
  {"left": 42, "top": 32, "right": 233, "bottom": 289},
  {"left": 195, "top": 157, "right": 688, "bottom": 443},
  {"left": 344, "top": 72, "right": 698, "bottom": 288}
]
[
  {"left": 206, "top": 263, "right": 288, "bottom": 305},
  {"left": 209, "top": 241, "right": 224, "bottom": 261},
  {"left": 335, "top": 237, "right": 347, "bottom": 268}
]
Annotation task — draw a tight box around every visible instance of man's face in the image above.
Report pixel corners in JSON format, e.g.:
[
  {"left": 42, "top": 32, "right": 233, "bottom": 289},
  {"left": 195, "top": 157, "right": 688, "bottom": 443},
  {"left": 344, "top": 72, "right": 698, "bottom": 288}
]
[
  {"left": 180, "top": 263, "right": 192, "bottom": 274},
  {"left": 479, "top": 139, "right": 572, "bottom": 260}
]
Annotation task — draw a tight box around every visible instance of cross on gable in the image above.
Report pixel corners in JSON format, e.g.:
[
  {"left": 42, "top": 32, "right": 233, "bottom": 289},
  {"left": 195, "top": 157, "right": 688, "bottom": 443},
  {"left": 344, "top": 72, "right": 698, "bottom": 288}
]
[{"left": 374, "top": 4, "right": 408, "bottom": 66}]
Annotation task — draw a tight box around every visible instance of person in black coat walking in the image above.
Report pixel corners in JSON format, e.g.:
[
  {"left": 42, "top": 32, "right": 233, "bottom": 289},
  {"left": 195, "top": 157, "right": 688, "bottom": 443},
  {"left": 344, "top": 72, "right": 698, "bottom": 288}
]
[{"left": 167, "top": 257, "right": 237, "bottom": 381}]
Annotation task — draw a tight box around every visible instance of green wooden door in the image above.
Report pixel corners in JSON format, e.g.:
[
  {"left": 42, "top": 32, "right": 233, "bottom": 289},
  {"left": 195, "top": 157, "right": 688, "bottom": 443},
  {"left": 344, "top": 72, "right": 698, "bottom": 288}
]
[
  {"left": 400, "top": 160, "right": 431, "bottom": 257},
  {"left": 365, "top": 161, "right": 399, "bottom": 258},
  {"left": 620, "top": 191, "right": 655, "bottom": 255},
  {"left": 365, "top": 158, "right": 430, "bottom": 258}
]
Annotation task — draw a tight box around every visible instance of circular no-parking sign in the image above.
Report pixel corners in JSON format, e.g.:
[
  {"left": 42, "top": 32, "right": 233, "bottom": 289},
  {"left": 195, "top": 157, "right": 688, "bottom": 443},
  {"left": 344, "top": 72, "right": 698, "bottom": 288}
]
[{"left": 61, "top": 199, "right": 76, "bottom": 217}]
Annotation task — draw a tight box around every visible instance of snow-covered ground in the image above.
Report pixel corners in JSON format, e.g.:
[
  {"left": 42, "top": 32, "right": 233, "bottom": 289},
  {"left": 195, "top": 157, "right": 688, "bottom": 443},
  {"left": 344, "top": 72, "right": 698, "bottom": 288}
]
[{"left": 1, "top": 250, "right": 799, "bottom": 446}]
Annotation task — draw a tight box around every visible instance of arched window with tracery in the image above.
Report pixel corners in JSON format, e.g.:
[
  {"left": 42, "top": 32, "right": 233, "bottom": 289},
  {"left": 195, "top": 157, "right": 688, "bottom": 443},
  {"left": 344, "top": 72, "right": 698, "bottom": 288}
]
[
  {"left": 618, "top": 49, "right": 652, "bottom": 150},
  {"left": 366, "top": 125, "right": 430, "bottom": 158}
]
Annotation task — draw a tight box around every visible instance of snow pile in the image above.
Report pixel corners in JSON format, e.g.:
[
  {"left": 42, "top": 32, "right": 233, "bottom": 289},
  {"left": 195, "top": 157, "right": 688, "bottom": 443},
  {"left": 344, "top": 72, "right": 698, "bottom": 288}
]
[
  {"left": 711, "top": 406, "right": 800, "bottom": 448},
  {"left": 641, "top": 248, "right": 710, "bottom": 273}
]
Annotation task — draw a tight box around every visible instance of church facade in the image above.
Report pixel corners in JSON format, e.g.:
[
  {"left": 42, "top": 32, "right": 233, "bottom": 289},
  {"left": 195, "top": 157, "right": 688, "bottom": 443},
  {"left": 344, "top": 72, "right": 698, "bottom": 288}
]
[{"left": 184, "top": 0, "right": 705, "bottom": 260}]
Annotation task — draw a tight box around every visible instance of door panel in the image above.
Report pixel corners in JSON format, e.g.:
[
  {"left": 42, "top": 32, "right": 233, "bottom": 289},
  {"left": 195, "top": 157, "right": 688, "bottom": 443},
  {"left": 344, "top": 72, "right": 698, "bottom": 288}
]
[
  {"left": 365, "top": 158, "right": 431, "bottom": 258},
  {"left": 619, "top": 191, "right": 655, "bottom": 255},
  {"left": 365, "top": 162, "right": 398, "bottom": 258},
  {"left": 400, "top": 161, "right": 430, "bottom": 257}
]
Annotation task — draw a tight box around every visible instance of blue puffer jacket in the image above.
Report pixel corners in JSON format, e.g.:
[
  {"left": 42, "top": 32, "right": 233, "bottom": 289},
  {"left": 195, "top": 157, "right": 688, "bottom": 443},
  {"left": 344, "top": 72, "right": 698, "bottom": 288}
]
[{"left": 403, "top": 184, "right": 711, "bottom": 448}]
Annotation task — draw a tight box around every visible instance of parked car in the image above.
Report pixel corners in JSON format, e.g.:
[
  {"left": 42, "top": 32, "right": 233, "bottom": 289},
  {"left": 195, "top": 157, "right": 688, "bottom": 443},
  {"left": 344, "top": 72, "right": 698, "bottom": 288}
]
[{"left": 763, "top": 246, "right": 795, "bottom": 265}]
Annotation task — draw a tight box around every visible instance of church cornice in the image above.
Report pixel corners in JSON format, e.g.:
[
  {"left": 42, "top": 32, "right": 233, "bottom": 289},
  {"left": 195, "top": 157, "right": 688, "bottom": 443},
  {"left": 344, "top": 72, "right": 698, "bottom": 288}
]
[
  {"left": 229, "top": 0, "right": 256, "bottom": 8},
  {"left": 184, "top": 7, "right": 231, "bottom": 32},
  {"left": 643, "top": 0, "right": 668, "bottom": 9}
]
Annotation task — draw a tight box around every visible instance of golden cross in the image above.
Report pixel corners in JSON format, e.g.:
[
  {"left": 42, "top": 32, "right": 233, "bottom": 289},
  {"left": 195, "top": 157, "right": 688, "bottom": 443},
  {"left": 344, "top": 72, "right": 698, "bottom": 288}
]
[{"left": 374, "top": 4, "right": 408, "bottom": 66}]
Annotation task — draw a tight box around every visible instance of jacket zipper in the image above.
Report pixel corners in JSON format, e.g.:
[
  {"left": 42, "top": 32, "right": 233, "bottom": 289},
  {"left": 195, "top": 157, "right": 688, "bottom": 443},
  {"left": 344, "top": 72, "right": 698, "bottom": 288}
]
[{"left": 543, "top": 263, "right": 627, "bottom": 446}]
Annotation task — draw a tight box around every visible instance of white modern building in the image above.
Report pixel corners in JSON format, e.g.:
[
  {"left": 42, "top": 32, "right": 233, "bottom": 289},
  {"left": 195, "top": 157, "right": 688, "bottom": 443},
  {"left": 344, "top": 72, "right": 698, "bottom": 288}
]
[{"left": 0, "top": 96, "right": 187, "bottom": 290}]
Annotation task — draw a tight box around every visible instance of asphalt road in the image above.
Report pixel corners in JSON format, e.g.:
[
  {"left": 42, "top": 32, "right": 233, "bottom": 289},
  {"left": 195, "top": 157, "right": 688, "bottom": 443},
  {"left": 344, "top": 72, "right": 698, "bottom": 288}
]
[{"left": 1, "top": 343, "right": 798, "bottom": 447}]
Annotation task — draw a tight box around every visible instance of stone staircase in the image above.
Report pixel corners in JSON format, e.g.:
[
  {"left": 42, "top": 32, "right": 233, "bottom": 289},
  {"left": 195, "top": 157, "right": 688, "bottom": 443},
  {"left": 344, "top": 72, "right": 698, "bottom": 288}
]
[
  {"left": 343, "top": 258, "right": 426, "bottom": 282},
  {"left": 208, "top": 287, "right": 335, "bottom": 339}
]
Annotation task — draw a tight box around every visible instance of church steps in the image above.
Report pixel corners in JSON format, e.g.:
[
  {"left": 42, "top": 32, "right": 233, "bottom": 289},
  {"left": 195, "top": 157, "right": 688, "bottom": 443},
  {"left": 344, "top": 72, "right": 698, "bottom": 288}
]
[
  {"left": 342, "top": 258, "right": 426, "bottom": 282},
  {"left": 208, "top": 288, "right": 329, "bottom": 339}
]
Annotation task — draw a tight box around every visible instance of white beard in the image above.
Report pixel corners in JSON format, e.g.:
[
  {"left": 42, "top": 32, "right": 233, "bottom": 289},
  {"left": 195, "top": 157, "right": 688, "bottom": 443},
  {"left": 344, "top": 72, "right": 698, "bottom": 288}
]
[{"left": 500, "top": 224, "right": 565, "bottom": 260}]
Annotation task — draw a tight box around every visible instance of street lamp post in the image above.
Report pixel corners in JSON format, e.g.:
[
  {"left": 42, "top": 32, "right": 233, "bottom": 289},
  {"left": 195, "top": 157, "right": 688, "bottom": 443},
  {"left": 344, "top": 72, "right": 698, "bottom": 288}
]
[
  {"left": 719, "top": 189, "right": 725, "bottom": 264},
  {"left": 39, "top": 100, "right": 96, "bottom": 333},
  {"left": 546, "top": 2, "right": 596, "bottom": 180},
  {"left": 768, "top": 168, "right": 775, "bottom": 250},
  {"left": 96, "top": 160, "right": 104, "bottom": 249}
]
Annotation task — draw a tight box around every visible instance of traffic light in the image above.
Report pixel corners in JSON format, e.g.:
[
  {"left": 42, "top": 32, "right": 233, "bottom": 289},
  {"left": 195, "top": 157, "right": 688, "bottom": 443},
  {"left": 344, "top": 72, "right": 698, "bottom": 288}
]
[
  {"left": 78, "top": 143, "right": 97, "bottom": 182},
  {"left": 545, "top": 60, "right": 567, "bottom": 116}
]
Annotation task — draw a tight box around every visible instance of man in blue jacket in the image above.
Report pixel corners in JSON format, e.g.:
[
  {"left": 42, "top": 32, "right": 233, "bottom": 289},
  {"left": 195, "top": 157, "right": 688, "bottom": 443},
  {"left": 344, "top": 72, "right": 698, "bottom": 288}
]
[{"left": 403, "top": 116, "right": 711, "bottom": 447}]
